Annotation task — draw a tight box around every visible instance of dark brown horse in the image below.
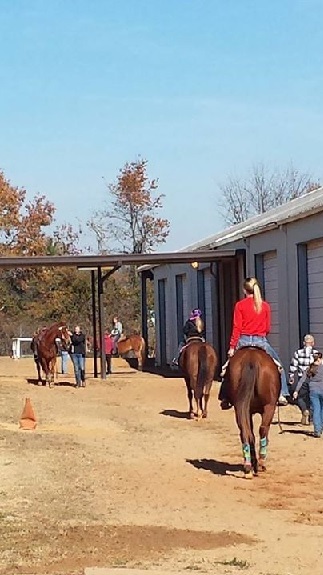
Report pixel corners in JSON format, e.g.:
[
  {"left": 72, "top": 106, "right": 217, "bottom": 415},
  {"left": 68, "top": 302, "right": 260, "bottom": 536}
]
[
  {"left": 179, "top": 339, "right": 219, "bottom": 420},
  {"left": 224, "top": 347, "right": 280, "bottom": 477},
  {"left": 117, "top": 335, "right": 146, "bottom": 370},
  {"left": 32, "top": 322, "right": 71, "bottom": 387}
]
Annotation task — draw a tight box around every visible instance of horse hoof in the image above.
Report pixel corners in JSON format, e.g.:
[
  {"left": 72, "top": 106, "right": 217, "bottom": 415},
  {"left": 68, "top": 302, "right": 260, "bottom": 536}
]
[
  {"left": 202, "top": 412, "right": 207, "bottom": 419},
  {"left": 258, "top": 459, "right": 267, "bottom": 471},
  {"left": 244, "top": 471, "right": 253, "bottom": 480}
]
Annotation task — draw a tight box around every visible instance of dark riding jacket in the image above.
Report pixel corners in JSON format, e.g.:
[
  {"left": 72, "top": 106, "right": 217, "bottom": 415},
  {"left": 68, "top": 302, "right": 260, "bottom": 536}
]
[
  {"left": 70, "top": 333, "right": 86, "bottom": 355},
  {"left": 183, "top": 319, "right": 204, "bottom": 341}
]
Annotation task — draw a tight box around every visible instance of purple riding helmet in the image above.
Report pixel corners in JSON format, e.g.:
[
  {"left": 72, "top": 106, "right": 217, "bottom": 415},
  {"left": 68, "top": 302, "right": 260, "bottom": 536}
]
[{"left": 189, "top": 308, "right": 202, "bottom": 321}]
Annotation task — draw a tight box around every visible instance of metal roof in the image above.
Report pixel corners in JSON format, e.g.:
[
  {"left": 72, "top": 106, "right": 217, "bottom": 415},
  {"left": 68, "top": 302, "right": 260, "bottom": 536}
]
[
  {"left": 180, "top": 186, "right": 323, "bottom": 251},
  {"left": 0, "top": 249, "right": 236, "bottom": 269}
]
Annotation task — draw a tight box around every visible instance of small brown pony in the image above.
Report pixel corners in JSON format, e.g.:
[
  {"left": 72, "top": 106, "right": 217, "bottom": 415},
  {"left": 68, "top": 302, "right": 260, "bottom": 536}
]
[
  {"left": 224, "top": 347, "right": 280, "bottom": 477},
  {"left": 179, "top": 339, "right": 219, "bottom": 420},
  {"left": 117, "top": 335, "right": 146, "bottom": 370},
  {"left": 32, "top": 322, "right": 71, "bottom": 387}
]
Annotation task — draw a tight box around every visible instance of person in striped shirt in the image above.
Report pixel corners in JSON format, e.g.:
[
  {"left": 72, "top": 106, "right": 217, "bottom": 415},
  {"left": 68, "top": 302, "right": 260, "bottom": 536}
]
[{"left": 289, "top": 334, "right": 318, "bottom": 425}]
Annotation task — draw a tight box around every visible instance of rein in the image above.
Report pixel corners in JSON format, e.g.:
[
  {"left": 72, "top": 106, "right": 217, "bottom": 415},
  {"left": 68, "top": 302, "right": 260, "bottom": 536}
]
[{"left": 276, "top": 403, "right": 283, "bottom": 433}]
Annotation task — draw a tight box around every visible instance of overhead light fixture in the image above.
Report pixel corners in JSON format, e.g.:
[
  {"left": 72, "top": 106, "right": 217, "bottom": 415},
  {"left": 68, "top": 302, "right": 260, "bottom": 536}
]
[
  {"left": 77, "top": 266, "right": 98, "bottom": 271},
  {"left": 191, "top": 261, "right": 199, "bottom": 269}
]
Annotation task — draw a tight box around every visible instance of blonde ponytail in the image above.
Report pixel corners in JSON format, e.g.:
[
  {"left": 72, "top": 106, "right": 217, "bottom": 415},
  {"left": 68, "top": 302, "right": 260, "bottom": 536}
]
[
  {"left": 243, "top": 277, "right": 263, "bottom": 313},
  {"left": 195, "top": 317, "right": 204, "bottom": 333}
]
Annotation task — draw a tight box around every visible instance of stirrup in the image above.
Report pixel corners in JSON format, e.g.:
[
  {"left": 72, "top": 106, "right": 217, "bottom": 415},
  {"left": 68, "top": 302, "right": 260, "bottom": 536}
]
[{"left": 220, "top": 399, "right": 232, "bottom": 410}]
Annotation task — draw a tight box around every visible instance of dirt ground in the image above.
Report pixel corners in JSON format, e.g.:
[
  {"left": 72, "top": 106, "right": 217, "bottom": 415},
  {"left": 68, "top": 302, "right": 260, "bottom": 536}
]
[{"left": 0, "top": 356, "right": 323, "bottom": 575}]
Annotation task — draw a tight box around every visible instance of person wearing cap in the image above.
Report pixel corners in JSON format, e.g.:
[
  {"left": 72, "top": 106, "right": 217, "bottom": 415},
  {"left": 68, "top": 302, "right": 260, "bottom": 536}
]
[{"left": 171, "top": 308, "right": 205, "bottom": 367}]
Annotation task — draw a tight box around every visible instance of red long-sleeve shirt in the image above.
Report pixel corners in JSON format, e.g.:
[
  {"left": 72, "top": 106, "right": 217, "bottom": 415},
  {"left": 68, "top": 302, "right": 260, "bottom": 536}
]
[{"left": 229, "top": 296, "right": 271, "bottom": 348}]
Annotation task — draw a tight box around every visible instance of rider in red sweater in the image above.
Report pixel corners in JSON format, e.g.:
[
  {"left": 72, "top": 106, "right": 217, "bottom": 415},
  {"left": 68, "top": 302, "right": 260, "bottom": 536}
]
[{"left": 219, "top": 277, "right": 289, "bottom": 408}]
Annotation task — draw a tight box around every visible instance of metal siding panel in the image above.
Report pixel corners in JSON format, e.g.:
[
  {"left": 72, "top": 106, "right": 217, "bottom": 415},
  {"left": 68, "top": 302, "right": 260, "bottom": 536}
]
[
  {"left": 204, "top": 269, "right": 213, "bottom": 343},
  {"left": 263, "top": 251, "right": 279, "bottom": 349},
  {"left": 307, "top": 239, "right": 323, "bottom": 344}
]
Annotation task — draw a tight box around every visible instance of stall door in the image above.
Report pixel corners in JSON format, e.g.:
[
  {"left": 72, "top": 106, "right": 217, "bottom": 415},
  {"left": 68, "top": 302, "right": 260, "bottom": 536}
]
[
  {"left": 158, "top": 279, "right": 167, "bottom": 365},
  {"left": 263, "top": 251, "right": 279, "bottom": 349},
  {"left": 307, "top": 239, "right": 323, "bottom": 348}
]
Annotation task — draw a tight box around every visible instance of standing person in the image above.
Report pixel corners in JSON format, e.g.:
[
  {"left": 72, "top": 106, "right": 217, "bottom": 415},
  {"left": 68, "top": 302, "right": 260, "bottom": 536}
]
[
  {"left": 293, "top": 353, "right": 323, "bottom": 437},
  {"left": 104, "top": 330, "right": 114, "bottom": 375},
  {"left": 219, "top": 277, "right": 289, "bottom": 409},
  {"left": 70, "top": 325, "right": 86, "bottom": 388},
  {"left": 60, "top": 346, "right": 69, "bottom": 375},
  {"left": 110, "top": 316, "right": 123, "bottom": 355},
  {"left": 289, "top": 334, "right": 318, "bottom": 425},
  {"left": 171, "top": 308, "right": 205, "bottom": 366}
]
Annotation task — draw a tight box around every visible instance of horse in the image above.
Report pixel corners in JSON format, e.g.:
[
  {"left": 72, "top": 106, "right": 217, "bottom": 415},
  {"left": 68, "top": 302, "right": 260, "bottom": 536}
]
[
  {"left": 179, "top": 338, "right": 219, "bottom": 420},
  {"left": 32, "top": 322, "right": 71, "bottom": 387},
  {"left": 223, "top": 347, "right": 281, "bottom": 477},
  {"left": 116, "top": 334, "right": 146, "bottom": 370}
]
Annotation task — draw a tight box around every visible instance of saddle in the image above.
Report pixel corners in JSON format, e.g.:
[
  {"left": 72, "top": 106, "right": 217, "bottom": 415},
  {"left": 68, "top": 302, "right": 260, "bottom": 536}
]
[{"left": 220, "top": 346, "right": 283, "bottom": 378}]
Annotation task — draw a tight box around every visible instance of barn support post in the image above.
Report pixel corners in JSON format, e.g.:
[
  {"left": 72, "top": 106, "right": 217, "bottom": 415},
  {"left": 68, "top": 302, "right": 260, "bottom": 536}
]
[
  {"left": 91, "top": 270, "right": 98, "bottom": 378},
  {"left": 97, "top": 266, "right": 106, "bottom": 379},
  {"left": 140, "top": 269, "right": 154, "bottom": 359},
  {"left": 97, "top": 265, "right": 121, "bottom": 380}
]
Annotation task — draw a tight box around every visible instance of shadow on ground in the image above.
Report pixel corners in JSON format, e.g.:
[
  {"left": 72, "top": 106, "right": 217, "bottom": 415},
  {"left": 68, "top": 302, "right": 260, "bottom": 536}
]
[
  {"left": 26, "top": 378, "right": 75, "bottom": 387},
  {"left": 186, "top": 458, "right": 243, "bottom": 476},
  {"left": 160, "top": 409, "right": 190, "bottom": 419}
]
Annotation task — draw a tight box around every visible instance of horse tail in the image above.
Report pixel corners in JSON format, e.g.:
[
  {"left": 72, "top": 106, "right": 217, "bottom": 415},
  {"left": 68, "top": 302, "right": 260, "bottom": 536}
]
[
  {"left": 196, "top": 345, "right": 208, "bottom": 399},
  {"left": 235, "top": 359, "right": 258, "bottom": 444}
]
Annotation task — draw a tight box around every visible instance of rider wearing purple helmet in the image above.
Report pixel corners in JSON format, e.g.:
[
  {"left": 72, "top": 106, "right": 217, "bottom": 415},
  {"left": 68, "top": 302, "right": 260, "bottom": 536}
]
[{"left": 172, "top": 308, "right": 205, "bottom": 366}]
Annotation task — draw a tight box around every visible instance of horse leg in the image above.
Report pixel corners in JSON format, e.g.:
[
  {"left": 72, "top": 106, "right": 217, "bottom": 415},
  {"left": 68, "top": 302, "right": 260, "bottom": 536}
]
[
  {"left": 136, "top": 351, "right": 142, "bottom": 371},
  {"left": 194, "top": 391, "right": 202, "bottom": 421},
  {"left": 185, "top": 378, "right": 194, "bottom": 419},
  {"left": 202, "top": 380, "right": 213, "bottom": 418},
  {"left": 236, "top": 412, "right": 253, "bottom": 478},
  {"left": 259, "top": 404, "right": 276, "bottom": 471},
  {"left": 36, "top": 360, "right": 42, "bottom": 385}
]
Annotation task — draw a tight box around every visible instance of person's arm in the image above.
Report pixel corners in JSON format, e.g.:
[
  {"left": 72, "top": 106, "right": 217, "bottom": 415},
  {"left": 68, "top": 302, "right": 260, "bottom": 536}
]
[
  {"left": 229, "top": 303, "right": 242, "bottom": 352},
  {"left": 289, "top": 351, "right": 299, "bottom": 383},
  {"left": 266, "top": 304, "right": 271, "bottom": 334},
  {"left": 293, "top": 371, "right": 308, "bottom": 397}
]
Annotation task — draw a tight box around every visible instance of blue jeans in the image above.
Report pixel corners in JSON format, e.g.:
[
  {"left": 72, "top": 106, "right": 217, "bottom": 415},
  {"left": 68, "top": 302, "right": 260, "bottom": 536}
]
[
  {"left": 236, "top": 335, "right": 289, "bottom": 397},
  {"left": 61, "top": 350, "right": 69, "bottom": 374},
  {"left": 71, "top": 354, "right": 85, "bottom": 386},
  {"left": 310, "top": 389, "right": 323, "bottom": 435}
]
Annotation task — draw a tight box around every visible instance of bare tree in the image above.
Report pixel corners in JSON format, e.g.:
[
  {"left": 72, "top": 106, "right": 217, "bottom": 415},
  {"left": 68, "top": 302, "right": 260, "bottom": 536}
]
[{"left": 219, "top": 163, "right": 320, "bottom": 226}]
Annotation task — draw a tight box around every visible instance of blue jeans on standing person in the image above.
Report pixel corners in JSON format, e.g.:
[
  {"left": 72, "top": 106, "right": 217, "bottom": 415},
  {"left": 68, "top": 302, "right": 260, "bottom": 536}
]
[
  {"left": 236, "top": 335, "right": 289, "bottom": 397},
  {"left": 310, "top": 389, "right": 323, "bottom": 436},
  {"left": 61, "top": 350, "right": 69, "bottom": 374},
  {"left": 71, "top": 353, "right": 85, "bottom": 387}
]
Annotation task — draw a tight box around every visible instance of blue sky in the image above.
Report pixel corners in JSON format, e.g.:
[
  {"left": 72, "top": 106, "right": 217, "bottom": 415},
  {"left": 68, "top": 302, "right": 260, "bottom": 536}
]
[{"left": 1, "top": 0, "right": 322, "bottom": 251}]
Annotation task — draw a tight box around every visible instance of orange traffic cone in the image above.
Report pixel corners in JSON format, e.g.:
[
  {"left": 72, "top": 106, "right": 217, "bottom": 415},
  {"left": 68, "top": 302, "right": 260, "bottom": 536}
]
[{"left": 19, "top": 398, "right": 37, "bottom": 430}]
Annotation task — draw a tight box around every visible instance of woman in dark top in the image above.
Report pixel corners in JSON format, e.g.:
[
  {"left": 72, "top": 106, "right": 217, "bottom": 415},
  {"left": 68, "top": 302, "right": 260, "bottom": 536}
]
[
  {"left": 172, "top": 309, "right": 205, "bottom": 366},
  {"left": 70, "top": 325, "right": 86, "bottom": 388}
]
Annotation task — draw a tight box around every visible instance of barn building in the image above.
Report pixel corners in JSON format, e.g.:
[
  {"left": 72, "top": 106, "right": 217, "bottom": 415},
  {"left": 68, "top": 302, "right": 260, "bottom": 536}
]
[{"left": 144, "top": 187, "right": 323, "bottom": 370}]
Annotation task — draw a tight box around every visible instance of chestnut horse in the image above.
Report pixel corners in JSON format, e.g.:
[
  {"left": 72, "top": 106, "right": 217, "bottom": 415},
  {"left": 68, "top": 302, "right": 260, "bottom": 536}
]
[
  {"left": 117, "top": 335, "right": 146, "bottom": 370},
  {"left": 32, "top": 322, "right": 71, "bottom": 387},
  {"left": 224, "top": 347, "right": 280, "bottom": 477},
  {"left": 179, "top": 339, "right": 219, "bottom": 420}
]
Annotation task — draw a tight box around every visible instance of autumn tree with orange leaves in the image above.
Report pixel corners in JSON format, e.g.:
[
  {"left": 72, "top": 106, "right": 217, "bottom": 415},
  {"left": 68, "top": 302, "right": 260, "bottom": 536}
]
[
  {"left": 0, "top": 171, "right": 93, "bottom": 353},
  {"left": 88, "top": 159, "right": 170, "bottom": 254},
  {"left": 88, "top": 159, "right": 169, "bottom": 334}
]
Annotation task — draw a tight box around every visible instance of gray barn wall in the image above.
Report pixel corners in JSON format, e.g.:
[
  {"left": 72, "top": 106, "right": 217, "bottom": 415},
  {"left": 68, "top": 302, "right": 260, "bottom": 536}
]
[{"left": 153, "top": 211, "right": 323, "bottom": 369}]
